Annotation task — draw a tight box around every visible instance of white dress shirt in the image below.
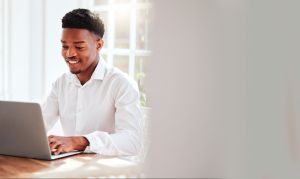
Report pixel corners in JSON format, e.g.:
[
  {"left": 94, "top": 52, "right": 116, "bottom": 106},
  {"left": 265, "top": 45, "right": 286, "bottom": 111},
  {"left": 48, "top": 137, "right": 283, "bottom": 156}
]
[{"left": 42, "top": 59, "right": 143, "bottom": 156}]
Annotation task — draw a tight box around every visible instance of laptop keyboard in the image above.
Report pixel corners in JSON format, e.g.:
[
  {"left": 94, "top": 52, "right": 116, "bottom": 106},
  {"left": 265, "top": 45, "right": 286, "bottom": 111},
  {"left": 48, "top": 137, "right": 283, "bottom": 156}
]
[{"left": 50, "top": 151, "right": 82, "bottom": 159}]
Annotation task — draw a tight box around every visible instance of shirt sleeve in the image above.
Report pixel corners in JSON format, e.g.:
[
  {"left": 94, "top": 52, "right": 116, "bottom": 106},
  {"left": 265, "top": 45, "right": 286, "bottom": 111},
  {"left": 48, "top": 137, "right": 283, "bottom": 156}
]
[
  {"left": 42, "top": 81, "right": 60, "bottom": 132},
  {"left": 84, "top": 77, "right": 143, "bottom": 156}
]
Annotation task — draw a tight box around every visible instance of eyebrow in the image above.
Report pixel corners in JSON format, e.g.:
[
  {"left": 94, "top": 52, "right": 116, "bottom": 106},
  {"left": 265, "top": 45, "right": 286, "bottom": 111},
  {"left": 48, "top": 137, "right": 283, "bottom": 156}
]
[{"left": 61, "top": 40, "right": 86, "bottom": 44}]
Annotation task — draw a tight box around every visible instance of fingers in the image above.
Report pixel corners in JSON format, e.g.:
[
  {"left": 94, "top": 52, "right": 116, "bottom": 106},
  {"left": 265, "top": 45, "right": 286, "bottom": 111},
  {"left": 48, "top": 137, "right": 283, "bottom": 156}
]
[
  {"left": 48, "top": 135, "right": 57, "bottom": 143},
  {"left": 48, "top": 135, "right": 62, "bottom": 155},
  {"left": 49, "top": 141, "right": 61, "bottom": 152},
  {"left": 47, "top": 135, "right": 73, "bottom": 155},
  {"left": 50, "top": 142, "right": 67, "bottom": 155},
  {"left": 54, "top": 144, "right": 65, "bottom": 155}
]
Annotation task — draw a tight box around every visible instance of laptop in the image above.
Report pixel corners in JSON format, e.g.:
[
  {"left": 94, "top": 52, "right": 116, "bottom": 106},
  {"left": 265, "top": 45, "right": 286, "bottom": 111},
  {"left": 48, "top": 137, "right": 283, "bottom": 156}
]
[{"left": 0, "top": 100, "right": 82, "bottom": 160}]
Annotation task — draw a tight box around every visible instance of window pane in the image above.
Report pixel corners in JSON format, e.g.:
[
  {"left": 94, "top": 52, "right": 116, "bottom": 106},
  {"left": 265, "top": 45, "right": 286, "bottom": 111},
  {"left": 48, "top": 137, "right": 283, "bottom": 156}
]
[
  {"left": 100, "top": 54, "right": 108, "bottom": 62},
  {"left": 96, "top": 11, "right": 108, "bottom": 49},
  {"left": 135, "top": 56, "right": 148, "bottom": 89},
  {"left": 115, "top": 9, "right": 130, "bottom": 49},
  {"left": 135, "top": 56, "right": 148, "bottom": 106},
  {"left": 94, "top": 0, "right": 108, "bottom": 5},
  {"left": 113, "top": 55, "right": 129, "bottom": 73},
  {"left": 136, "top": 9, "right": 150, "bottom": 50}
]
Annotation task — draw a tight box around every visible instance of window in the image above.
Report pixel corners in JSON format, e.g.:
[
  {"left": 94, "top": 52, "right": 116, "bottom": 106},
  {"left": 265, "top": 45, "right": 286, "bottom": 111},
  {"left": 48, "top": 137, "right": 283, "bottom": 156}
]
[{"left": 90, "top": 0, "right": 151, "bottom": 106}]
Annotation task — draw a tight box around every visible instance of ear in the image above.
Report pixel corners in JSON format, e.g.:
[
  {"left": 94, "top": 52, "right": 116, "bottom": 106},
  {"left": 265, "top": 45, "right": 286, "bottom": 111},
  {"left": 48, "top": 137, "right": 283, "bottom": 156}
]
[{"left": 96, "top": 39, "right": 104, "bottom": 52}]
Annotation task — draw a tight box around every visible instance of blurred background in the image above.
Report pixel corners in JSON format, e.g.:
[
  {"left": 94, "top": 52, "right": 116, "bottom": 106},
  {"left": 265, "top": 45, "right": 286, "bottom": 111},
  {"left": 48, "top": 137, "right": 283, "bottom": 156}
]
[
  {"left": 0, "top": 0, "right": 150, "bottom": 105},
  {"left": 146, "top": 0, "right": 300, "bottom": 178},
  {"left": 2, "top": 0, "right": 300, "bottom": 178}
]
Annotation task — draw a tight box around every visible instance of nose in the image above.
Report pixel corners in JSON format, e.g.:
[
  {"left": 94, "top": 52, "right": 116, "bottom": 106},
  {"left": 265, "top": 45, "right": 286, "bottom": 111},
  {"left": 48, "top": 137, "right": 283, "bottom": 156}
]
[{"left": 66, "top": 47, "right": 77, "bottom": 58}]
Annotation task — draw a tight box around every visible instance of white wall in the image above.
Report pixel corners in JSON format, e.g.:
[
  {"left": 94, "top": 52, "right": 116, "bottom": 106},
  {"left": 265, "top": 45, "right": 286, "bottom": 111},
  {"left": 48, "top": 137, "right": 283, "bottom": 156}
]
[
  {"left": 1, "top": 0, "right": 32, "bottom": 100},
  {"left": 0, "top": 0, "right": 4, "bottom": 98},
  {"left": 0, "top": 0, "right": 45, "bottom": 101},
  {"left": 44, "top": 0, "right": 90, "bottom": 97},
  {"left": 0, "top": 0, "right": 90, "bottom": 135},
  {"left": 0, "top": 0, "right": 89, "bottom": 102}
]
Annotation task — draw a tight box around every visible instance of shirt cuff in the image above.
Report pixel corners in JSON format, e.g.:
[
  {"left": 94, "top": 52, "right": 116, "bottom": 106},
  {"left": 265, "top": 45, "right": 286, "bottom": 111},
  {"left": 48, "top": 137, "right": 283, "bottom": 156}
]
[
  {"left": 84, "top": 133, "right": 97, "bottom": 153},
  {"left": 83, "top": 131, "right": 119, "bottom": 156}
]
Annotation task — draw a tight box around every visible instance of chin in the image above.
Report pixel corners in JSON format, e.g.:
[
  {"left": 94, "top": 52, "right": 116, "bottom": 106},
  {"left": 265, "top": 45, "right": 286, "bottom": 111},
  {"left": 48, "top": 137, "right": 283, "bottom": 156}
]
[{"left": 70, "top": 69, "right": 81, "bottom": 74}]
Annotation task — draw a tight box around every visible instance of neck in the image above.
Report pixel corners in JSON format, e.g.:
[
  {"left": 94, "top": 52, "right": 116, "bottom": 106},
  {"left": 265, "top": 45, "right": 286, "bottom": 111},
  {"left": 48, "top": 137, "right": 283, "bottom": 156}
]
[{"left": 77, "top": 58, "right": 99, "bottom": 85}]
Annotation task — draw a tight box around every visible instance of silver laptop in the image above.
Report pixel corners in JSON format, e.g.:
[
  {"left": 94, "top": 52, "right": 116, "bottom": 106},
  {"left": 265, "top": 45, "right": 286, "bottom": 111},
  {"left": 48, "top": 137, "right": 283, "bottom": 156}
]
[{"left": 0, "top": 100, "right": 82, "bottom": 160}]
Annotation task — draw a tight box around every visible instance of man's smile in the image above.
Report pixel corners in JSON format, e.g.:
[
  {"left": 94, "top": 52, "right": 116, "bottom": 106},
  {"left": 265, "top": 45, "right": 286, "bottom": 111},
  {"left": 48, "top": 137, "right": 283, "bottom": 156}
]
[{"left": 66, "top": 59, "right": 80, "bottom": 64}]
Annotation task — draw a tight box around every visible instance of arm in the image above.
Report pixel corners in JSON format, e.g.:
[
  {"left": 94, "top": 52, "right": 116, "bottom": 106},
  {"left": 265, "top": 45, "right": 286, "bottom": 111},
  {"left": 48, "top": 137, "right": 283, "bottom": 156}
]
[
  {"left": 42, "top": 82, "right": 60, "bottom": 132},
  {"left": 49, "top": 77, "right": 143, "bottom": 156},
  {"left": 84, "top": 78, "right": 143, "bottom": 156}
]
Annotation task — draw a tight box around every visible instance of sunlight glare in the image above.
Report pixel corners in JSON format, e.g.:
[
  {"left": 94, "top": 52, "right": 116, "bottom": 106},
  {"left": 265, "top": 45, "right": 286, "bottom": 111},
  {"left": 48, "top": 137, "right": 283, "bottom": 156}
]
[{"left": 96, "top": 158, "right": 136, "bottom": 167}]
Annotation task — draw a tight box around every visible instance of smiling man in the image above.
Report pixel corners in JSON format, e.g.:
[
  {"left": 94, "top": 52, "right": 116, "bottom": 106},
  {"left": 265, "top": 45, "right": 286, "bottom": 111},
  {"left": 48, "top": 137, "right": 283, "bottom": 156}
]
[{"left": 42, "top": 8, "right": 142, "bottom": 156}]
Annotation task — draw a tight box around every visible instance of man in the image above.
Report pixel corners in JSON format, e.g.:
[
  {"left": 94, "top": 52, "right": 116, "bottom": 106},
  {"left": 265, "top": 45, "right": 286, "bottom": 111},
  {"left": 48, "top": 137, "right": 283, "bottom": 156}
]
[{"left": 42, "top": 8, "right": 142, "bottom": 156}]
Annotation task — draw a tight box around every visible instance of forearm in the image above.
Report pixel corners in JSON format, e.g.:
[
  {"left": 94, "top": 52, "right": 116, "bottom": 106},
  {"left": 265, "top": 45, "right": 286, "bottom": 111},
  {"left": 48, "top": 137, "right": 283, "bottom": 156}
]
[
  {"left": 84, "top": 130, "right": 141, "bottom": 156},
  {"left": 72, "top": 136, "right": 90, "bottom": 151}
]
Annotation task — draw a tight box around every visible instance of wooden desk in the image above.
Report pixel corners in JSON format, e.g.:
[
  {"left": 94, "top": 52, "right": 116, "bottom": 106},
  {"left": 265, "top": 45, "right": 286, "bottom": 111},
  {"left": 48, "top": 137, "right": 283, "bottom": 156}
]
[{"left": 0, "top": 154, "right": 143, "bottom": 178}]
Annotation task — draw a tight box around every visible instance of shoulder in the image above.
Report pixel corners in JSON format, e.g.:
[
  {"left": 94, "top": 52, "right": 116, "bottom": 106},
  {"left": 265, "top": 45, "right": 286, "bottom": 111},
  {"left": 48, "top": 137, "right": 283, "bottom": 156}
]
[
  {"left": 106, "top": 66, "right": 139, "bottom": 91},
  {"left": 51, "top": 73, "right": 72, "bottom": 89},
  {"left": 104, "top": 67, "right": 139, "bottom": 99}
]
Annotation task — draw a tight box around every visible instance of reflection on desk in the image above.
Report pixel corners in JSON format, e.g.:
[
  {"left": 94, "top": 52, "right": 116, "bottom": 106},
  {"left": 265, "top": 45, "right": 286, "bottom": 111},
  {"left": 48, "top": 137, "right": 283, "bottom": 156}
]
[{"left": 0, "top": 153, "right": 143, "bottom": 178}]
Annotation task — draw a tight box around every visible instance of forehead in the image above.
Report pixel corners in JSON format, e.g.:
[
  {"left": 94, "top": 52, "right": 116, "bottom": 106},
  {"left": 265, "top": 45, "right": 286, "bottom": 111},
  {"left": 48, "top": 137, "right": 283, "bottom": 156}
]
[{"left": 61, "top": 28, "right": 96, "bottom": 42}]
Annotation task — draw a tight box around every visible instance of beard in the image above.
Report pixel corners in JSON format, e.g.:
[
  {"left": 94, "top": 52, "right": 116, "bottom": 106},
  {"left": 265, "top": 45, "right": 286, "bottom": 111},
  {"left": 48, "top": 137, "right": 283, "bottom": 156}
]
[
  {"left": 70, "top": 69, "right": 81, "bottom": 74},
  {"left": 67, "top": 60, "right": 81, "bottom": 74}
]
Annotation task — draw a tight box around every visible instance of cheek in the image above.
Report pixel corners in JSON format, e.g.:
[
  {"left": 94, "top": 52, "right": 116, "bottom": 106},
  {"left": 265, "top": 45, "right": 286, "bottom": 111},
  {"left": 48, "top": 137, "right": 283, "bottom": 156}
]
[
  {"left": 90, "top": 48, "right": 98, "bottom": 58},
  {"left": 81, "top": 49, "right": 96, "bottom": 59},
  {"left": 78, "top": 51, "right": 89, "bottom": 59},
  {"left": 61, "top": 50, "right": 66, "bottom": 58}
]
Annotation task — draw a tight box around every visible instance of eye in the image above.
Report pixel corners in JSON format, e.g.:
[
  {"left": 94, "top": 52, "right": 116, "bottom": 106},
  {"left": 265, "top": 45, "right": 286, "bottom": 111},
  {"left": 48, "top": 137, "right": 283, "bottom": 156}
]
[
  {"left": 62, "top": 45, "right": 68, "bottom": 50},
  {"left": 76, "top": 47, "right": 84, "bottom": 50}
]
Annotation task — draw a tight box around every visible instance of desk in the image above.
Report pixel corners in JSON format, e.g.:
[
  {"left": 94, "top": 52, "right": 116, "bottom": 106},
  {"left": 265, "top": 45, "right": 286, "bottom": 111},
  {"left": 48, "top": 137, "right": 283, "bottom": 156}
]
[{"left": 0, "top": 154, "right": 143, "bottom": 178}]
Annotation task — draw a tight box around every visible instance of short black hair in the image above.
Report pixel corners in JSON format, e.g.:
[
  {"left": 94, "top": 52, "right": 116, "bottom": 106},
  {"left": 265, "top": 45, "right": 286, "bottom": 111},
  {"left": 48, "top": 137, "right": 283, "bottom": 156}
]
[{"left": 62, "top": 8, "right": 105, "bottom": 38}]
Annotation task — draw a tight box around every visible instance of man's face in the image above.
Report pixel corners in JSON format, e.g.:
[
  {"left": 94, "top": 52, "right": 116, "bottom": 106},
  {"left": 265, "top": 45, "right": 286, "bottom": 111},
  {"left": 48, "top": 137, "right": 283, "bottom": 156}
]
[{"left": 61, "top": 28, "right": 103, "bottom": 75}]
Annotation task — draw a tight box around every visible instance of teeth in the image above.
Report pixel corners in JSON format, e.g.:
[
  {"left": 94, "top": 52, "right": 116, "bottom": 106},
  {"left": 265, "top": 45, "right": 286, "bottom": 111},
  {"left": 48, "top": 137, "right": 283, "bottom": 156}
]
[{"left": 68, "top": 60, "right": 79, "bottom": 64}]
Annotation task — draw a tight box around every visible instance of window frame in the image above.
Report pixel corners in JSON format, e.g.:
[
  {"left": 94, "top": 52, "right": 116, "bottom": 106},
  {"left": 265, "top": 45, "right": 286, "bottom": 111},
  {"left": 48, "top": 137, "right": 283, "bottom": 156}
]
[{"left": 90, "top": 0, "right": 151, "bottom": 79}]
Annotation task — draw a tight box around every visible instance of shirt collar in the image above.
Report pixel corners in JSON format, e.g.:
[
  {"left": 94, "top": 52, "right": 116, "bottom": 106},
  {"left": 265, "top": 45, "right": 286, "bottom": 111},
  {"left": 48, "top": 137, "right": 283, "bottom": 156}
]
[
  {"left": 69, "top": 58, "right": 107, "bottom": 86},
  {"left": 91, "top": 58, "right": 106, "bottom": 80}
]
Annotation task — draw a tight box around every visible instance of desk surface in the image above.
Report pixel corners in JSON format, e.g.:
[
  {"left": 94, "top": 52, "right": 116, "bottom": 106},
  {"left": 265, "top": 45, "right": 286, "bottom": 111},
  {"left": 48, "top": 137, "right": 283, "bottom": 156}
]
[{"left": 0, "top": 153, "right": 142, "bottom": 178}]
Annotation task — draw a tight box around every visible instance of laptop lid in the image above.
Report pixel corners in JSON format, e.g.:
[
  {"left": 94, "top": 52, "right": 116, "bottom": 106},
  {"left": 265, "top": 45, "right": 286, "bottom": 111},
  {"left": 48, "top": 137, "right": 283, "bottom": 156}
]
[{"left": 0, "top": 101, "right": 81, "bottom": 160}]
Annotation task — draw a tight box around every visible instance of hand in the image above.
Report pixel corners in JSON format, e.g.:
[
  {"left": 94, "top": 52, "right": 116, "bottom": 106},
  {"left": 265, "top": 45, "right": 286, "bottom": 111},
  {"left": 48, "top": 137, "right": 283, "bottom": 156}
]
[{"left": 48, "top": 135, "right": 89, "bottom": 155}]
